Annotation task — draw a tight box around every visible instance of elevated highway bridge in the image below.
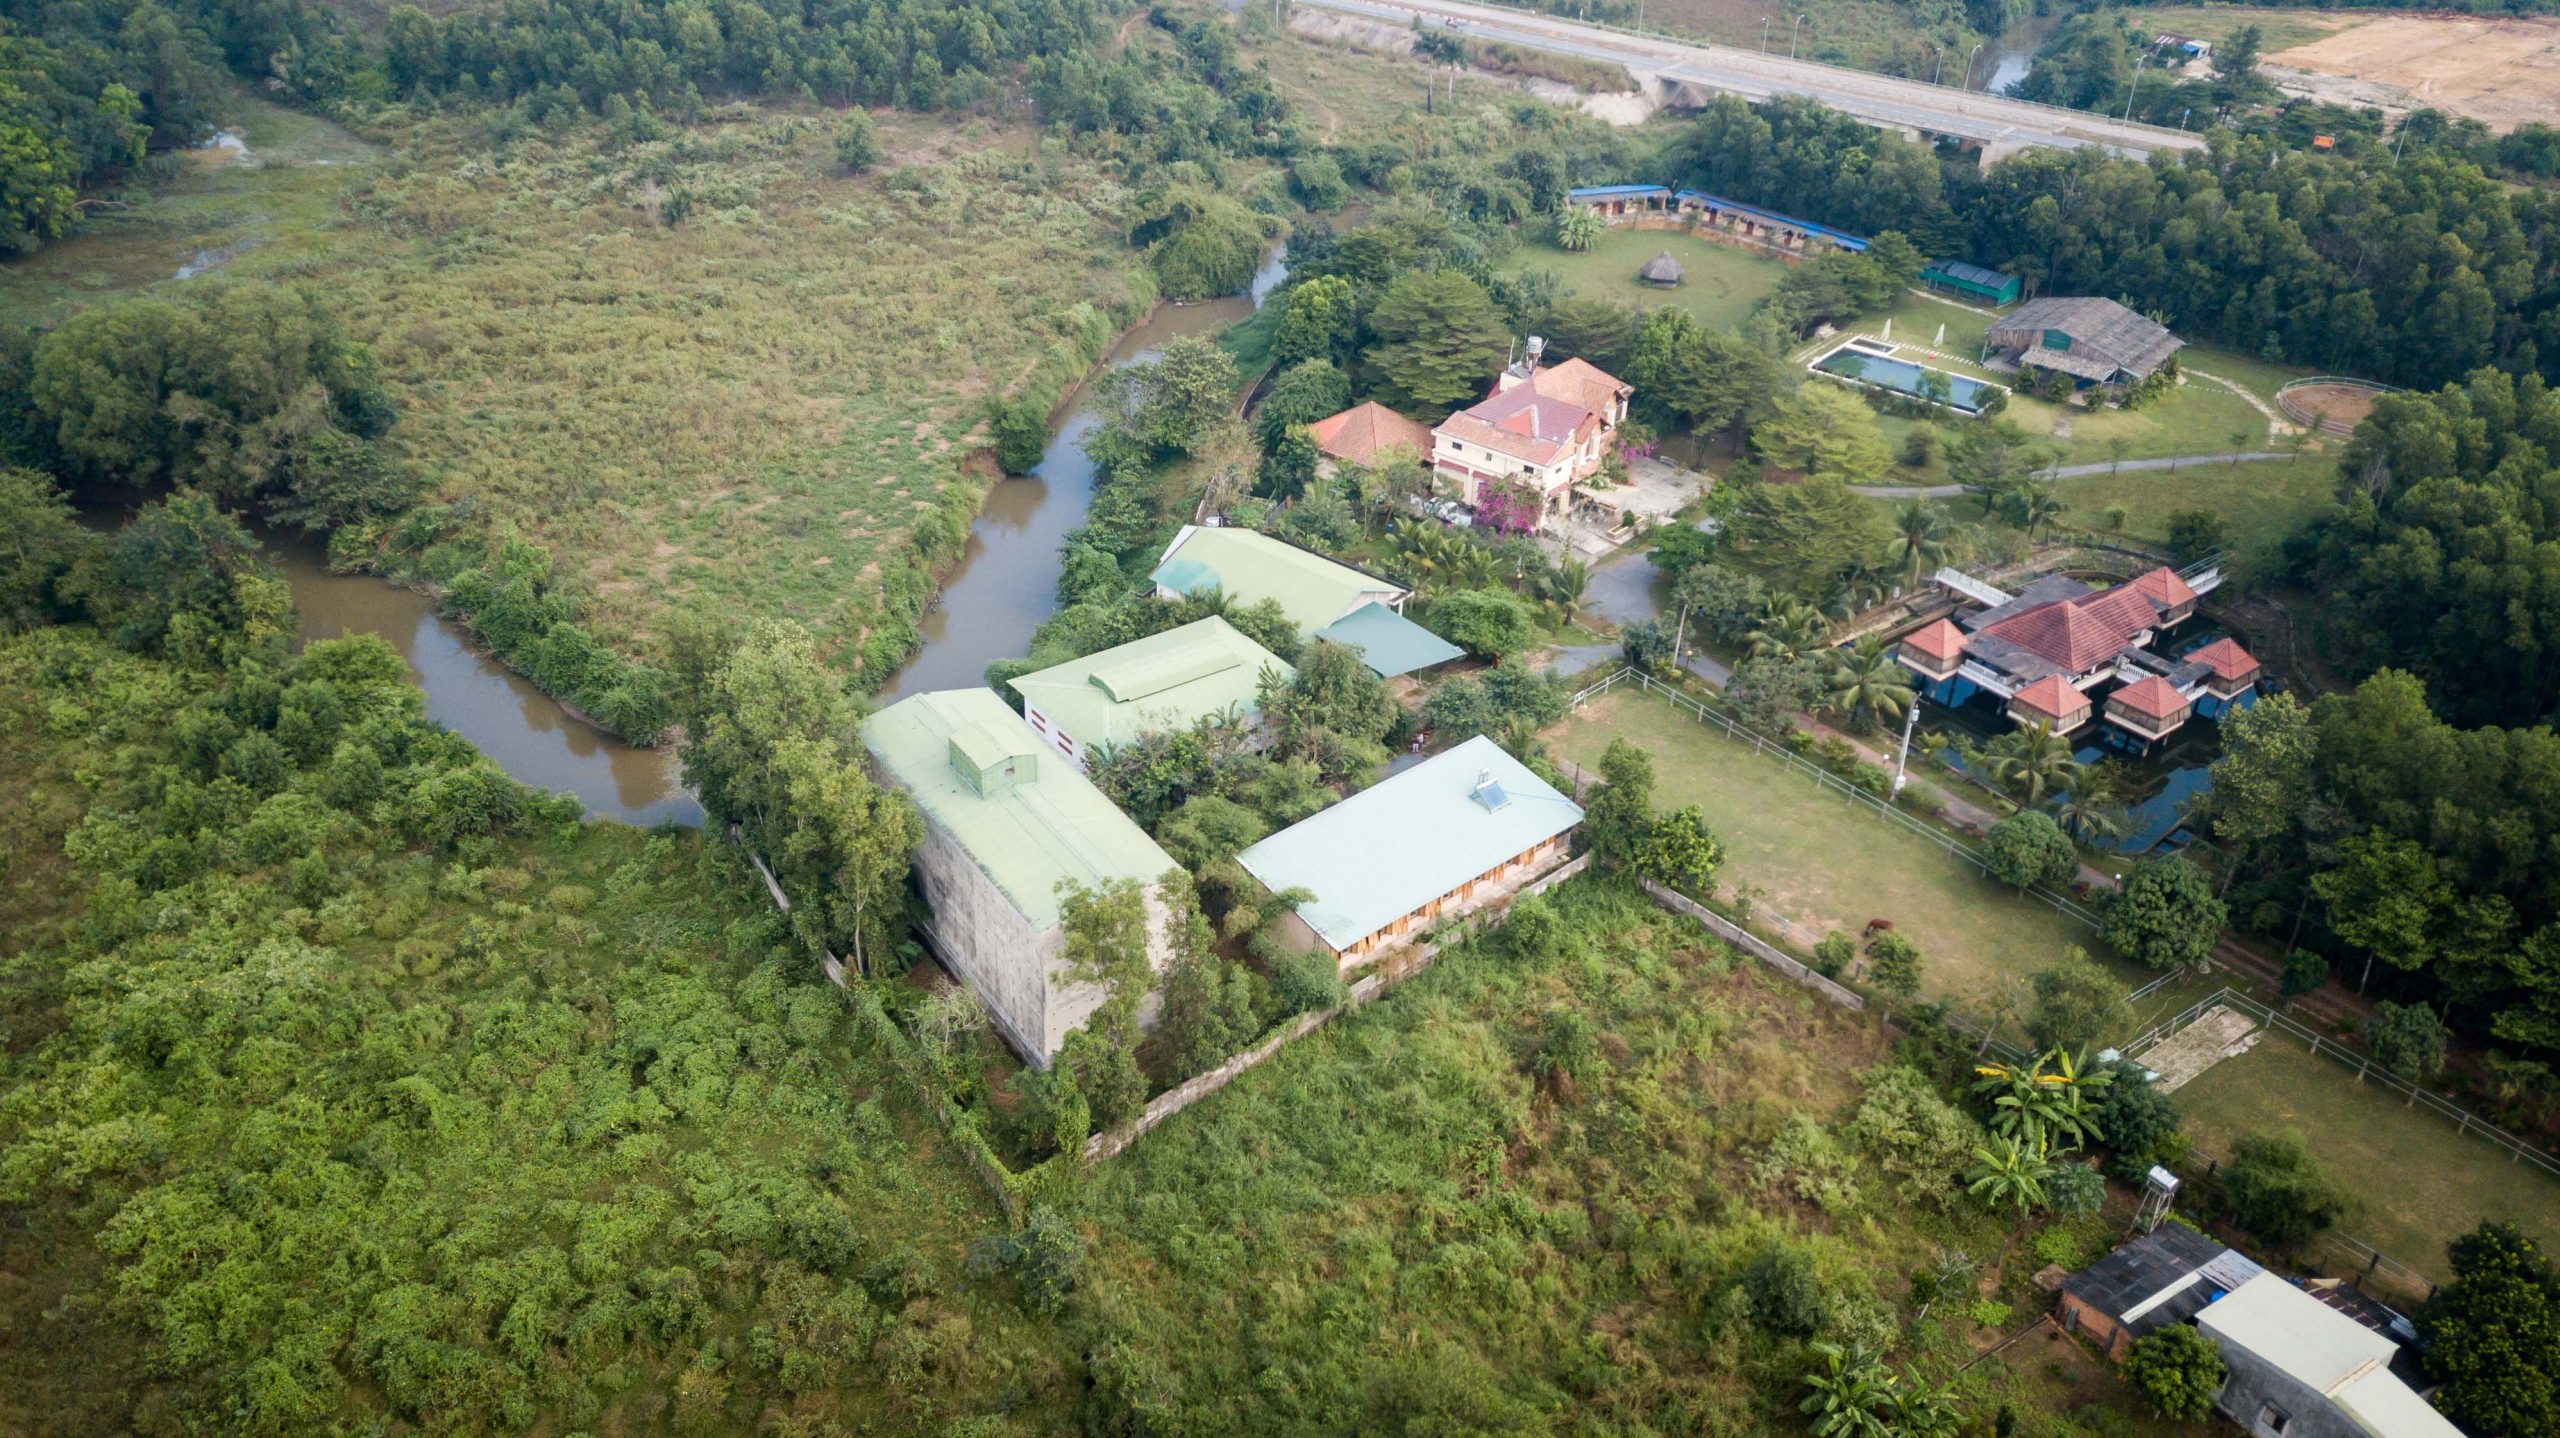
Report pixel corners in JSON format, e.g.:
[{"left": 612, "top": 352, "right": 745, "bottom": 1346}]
[{"left": 1298, "top": 0, "right": 2208, "bottom": 162}]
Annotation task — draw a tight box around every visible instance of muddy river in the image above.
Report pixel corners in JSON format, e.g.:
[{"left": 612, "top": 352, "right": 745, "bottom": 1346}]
[
  {"left": 879, "top": 246, "right": 1291, "bottom": 698},
  {"left": 265, "top": 533, "right": 706, "bottom": 827}
]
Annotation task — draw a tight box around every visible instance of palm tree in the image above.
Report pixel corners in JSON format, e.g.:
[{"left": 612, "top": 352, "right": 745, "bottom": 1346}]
[
  {"left": 1886, "top": 500, "right": 1953, "bottom": 593},
  {"left": 2012, "top": 485, "right": 2069, "bottom": 541},
  {"left": 1745, "top": 594, "right": 1827, "bottom": 662},
  {"left": 1822, "top": 635, "right": 1914, "bottom": 734},
  {"left": 1983, "top": 721, "right": 2079, "bottom": 807},
  {"left": 1538, "top": 557, "right": 1590, "bottom": 625},
  {"left": 1799, "top": 1342, "right": 1895, "bottom": 1438},
  {"left": 2055, "top": 763, "right": 2126, "bottom": 844},
  {"left": 1964, "top": 1133, "right": 2052, "bottom": 1222}
]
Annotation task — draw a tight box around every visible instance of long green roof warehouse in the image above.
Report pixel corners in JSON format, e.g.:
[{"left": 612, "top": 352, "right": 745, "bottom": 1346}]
[
  {"left": 1237, "top": 736, "right": 1583, "bottom": 970},
  {"left": 863, "top": 688, "right": 1175, "bottom": 1067},
  {"left": 1008, "top": 617, "right": 1291, "bottom": 771}
]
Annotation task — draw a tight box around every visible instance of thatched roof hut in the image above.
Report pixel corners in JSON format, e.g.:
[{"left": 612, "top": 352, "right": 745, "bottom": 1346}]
[{"left": 1637, "top": 250, "right": 1683, "bottom": 286}]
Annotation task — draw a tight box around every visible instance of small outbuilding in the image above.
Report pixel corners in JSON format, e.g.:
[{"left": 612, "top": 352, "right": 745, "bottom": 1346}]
[
  {"left": 1237, "top": 735, "right": 1582, "bottom": 971},
  {"left": 1312, "top": 600, "right": 1464, "bottom": 680},
  {"left": 1637, "top": 249, "right": 1684, "bottom": 287},
  {"left": 1307, "top": 401, "right": 1436, "bottom": 478},
  {"left": 1920, "top": 259, "right": 2021, "bottom": 306}
]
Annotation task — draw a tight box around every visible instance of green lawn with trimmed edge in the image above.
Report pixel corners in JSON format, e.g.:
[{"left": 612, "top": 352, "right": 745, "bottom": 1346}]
[
  {"left": 1548, "top": 688, "right": 2210, "bottom": 1022},
  {"left": 1841, "top": 290, "right": 2325, "bottom": 468},
  {"left": 1508, "top": 227, "right": 1792, "bottom": 333},
  {"left": 2046, "top": 456, "right": 2341, "bottom": 560},
  {"left": 2168, "top": 1023, "right": 2560, "bottom": 1282}
]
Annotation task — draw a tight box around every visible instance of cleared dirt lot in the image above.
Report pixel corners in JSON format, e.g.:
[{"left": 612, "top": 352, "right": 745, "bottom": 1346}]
[{"left": 2264, "top": 15, "right": 2560, "bottom": 133}]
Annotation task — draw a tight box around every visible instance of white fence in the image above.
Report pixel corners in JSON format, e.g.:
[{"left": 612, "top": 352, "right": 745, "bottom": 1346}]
[
  {"left": 2129, "top": 986, "right": 2560, "bottom": 1184},
  {"left": 1567, "top": 667, "right": 2109, "bottom": 932}
]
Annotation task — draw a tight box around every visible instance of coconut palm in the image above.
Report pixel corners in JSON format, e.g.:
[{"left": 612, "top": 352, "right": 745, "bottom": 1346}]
[
  {"left": 1964, "top": 1133, "right": 2052, "bottom": 1222},
  {"left": 1886, "top": 500, "right": 1954, "bottom": 593},
  {"left": 1745, "top": 594, "right": 1828, "bottom": 663},
  {"left": 1536, "top": 557, "right": 1590, "bottom": 625},
  {"left": 1556, "top": 203, "right": 1604, "bottom": 252},
  {"left": 2011, "top": 485, "right": 2069, "bottom": 541},
  {"left": 1821, "top": 634, "right": 1915, "bottom": 734},
  {"left": 2054, "top": 763, "right": 2127, "bottom": 844},
  {"left": 1983, "top": 720, "right": 2079, "bottom": 807}
]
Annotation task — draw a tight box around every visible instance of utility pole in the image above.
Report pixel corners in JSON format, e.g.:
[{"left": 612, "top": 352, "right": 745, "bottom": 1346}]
[
  {"left": 2121, "top": 55, "right": 2146, "bottom": 123},
  {"left": 1923, "top": 43, "right": 1942, "bottom": 85}
]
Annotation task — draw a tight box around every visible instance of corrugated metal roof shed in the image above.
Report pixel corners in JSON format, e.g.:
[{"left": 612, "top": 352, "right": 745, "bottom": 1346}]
[
  {"left": 863, "top": 689, "right": 1174, "bottom": 932},
  {"left": 1153, "top": 526, "right": 1405, "bottom": 636},
  {"left": 1235, "top": 736, "right": 1582, "bottom": 952},
  {"left": 1314, "top": 601, "right": 1465, "bottom": 678},
  {"left": 2199, "top": 1275, "right": 2401, "bottom": 1392},
  {"left": 1008, "top": 617, "right": 1290, "bottom": 755}
]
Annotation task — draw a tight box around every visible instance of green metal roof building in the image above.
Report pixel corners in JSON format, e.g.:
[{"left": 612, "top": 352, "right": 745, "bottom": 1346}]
[
  {"left": 1237, "top": 735, "right": 1583, "bottom": 968},
  {"left": 1921, "top": 259, "right": 2022, "bottom": 306},
  {"left": 1152, "top": 524, "right": 1408, "bottom": 636},
  {"left": 1008, "top": 617, "right": 1292, "bottom": 769},
  {"left": 1314, "top": 601, "right": 1465, "bottom": 679},
  {"left": 863, "top": 688, "right": 1176, "bottom": 1066}
]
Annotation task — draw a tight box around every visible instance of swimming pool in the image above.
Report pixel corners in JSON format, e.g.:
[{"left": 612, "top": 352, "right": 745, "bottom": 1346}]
[{"left": 1812, "top": 343, "right": 2003, "bottom": 415}]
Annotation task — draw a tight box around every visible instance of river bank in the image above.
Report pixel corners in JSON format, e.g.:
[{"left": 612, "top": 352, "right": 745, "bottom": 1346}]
[{"left": 879, "top": 244, "right": 1292, "bottom": 700}]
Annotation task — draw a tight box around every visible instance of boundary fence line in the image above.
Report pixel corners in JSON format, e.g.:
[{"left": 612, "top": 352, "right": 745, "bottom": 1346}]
[
  {"left": 2128, "top": 987, "right": 2560, "bottom": 1183},
  {"left": 1568, "top": 667, "right": 2108, "bottom": 931}
]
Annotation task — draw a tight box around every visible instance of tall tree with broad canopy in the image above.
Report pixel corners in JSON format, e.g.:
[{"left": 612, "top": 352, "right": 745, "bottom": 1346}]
[
  {"left": 2420, "top": 1222, "right": 2560, "bottom": 1438},
  {"left": 1362, "top": 268, "right": 1508, "bottom": 414}
]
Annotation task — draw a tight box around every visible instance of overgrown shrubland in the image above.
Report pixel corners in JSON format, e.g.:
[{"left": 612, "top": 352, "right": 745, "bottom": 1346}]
[{"left": 0, "top": 619, "right": 1077, "bottom": 1435}]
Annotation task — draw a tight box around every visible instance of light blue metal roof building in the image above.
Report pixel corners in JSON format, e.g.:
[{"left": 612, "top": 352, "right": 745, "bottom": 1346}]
[
  {"left": 1313, "top": 601, "right": 1464, "bottom": 679},
  {"left": 1236, "top": 736, "right": 1582, "bottom": 958}
]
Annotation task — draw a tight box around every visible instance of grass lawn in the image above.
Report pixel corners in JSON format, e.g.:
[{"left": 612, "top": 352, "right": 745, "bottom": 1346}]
[
  {"left": 1546, "top": 689, "right": 2176, "bottom": 1016},
  {"left": 2115, "top": 5, "right": 2368, "bottom": 55},
  {"left": 1832, "top": 292, "right": 2316, "bottom": 469},
  {"left": 1509, "top": 227, "right": 1792, "bottom": 333},
  {"left": 2047, "top": 456, "right": 2341, "bottom": 560},
  {"left": 2169, "top": 1025, "right": 2560, "bottom": 1282}
]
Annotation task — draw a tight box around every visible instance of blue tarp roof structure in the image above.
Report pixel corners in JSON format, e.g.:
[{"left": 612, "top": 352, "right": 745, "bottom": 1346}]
[
  {"left": 1672, "top": 189, "right": 1868, "bottom": 251},
  {"left": 1315, "top": 602, "right": 1464, "bottom": 679},
  {"left": 1568, "top": 183, "right": 1672, "bottom": 199}
]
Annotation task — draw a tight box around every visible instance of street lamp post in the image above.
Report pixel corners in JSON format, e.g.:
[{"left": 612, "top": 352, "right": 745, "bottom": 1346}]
[
  {"left": 2121, "top": 55, "right": 2148, "bottom": 123},
  {"left": 1962, "top": 42, "right": 1984, "bottom": 92},
  {"left": 1891, "top": 696, "right": 1923, "bottom": 796},
  {"left": 1790, "top": 13, "right": 1808, "bottom": 58},
  {"left": 1924, "top": 43, "right": 1944, "bottom": 85},
  {"left": 1761, "top": 15, "right": 1772, "bottom": 52}
]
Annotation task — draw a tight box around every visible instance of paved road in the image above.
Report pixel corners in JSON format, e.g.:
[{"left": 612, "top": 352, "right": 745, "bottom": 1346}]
[
  {"left": 1301, "top": 0, "right": 2206, "bottom": 158},
  {"left": 1852, "top": 450, "right": 2300, "bottom": 497}
]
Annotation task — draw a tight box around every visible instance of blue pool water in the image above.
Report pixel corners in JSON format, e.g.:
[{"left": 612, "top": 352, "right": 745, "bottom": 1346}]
[{"left": 1815, "top": 347, "right": 2001, "bottom": 414}]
